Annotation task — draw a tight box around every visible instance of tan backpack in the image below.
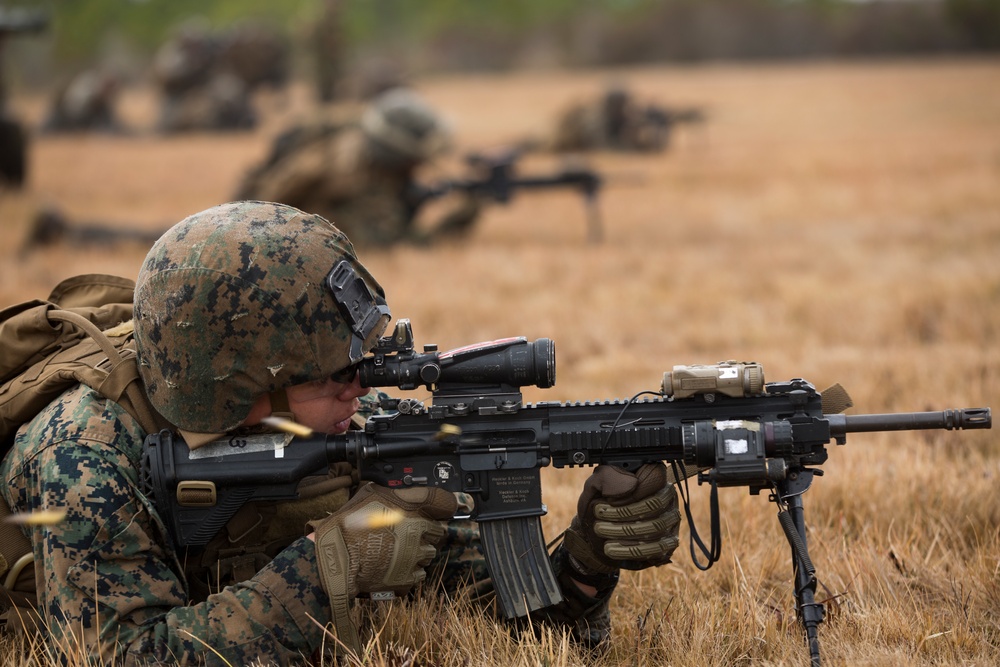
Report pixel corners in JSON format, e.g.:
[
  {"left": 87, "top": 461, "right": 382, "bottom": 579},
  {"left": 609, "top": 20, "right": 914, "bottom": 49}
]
[{"left": 0, "top": 274, "right": 168, "bottom": 619}]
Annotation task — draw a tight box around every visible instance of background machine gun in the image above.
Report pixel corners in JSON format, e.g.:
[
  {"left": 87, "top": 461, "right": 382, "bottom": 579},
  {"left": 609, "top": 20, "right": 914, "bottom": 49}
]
[
  {"left": 408, "top": 147, "right": 605, "bottom": 243},
  {"left": 143, "top": 319, "right": 991, "bottom": 666}
]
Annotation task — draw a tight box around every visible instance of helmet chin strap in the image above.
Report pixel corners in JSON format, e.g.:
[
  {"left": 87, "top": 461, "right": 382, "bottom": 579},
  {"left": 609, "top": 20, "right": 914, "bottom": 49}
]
[{"left": 269, "top": 387, "right": 296, "bottom": 421}]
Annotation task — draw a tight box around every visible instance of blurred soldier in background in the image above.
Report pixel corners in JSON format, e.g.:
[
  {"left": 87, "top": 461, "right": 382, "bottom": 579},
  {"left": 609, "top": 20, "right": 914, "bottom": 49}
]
[
  {"left": 236, "top": 87, "right": 482, "bottom": 248},
  {"left": 549, "top": 83, "right": 705, "bottom": 154},
  {"left": 18, "top": 204, "right": 165, "bottom": 255},
  {"left": 40, "top": 67, "right": 127, "bottom": 135},
  {"left": 217, "top": 20, "right": 291, "bottom": 94},
  {"left": 0, "top": 4, "right": 47, "bottom": 187},
  {"left": 151, "top": 19, "right": 289, "bottom": 134}
]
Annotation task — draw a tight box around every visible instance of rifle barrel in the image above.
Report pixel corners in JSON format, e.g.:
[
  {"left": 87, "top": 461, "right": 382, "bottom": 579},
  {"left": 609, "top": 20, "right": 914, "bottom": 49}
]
[{"left": 832, "top": 408, "right": 991, "bottom": 434}]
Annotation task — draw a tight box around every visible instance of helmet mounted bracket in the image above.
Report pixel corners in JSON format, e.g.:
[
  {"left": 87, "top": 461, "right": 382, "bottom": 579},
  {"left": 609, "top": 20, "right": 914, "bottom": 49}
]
[{"left": 326, "top": 260, "right": 391, "bottom": 364}]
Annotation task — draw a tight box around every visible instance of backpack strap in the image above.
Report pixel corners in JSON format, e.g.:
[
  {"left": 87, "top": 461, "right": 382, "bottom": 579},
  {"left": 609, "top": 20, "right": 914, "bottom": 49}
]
[
  {"left": 0, "top": 276, "right": 170, "bottom": 624},
  {"left": 45, "top": 310, "right": 164, "bottom": 436}
]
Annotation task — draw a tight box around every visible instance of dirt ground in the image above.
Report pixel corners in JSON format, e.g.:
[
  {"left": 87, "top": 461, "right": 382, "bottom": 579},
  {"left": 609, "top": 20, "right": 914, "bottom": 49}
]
[{"left": 1, "top": 57, "right": 999, "bottom": 665}]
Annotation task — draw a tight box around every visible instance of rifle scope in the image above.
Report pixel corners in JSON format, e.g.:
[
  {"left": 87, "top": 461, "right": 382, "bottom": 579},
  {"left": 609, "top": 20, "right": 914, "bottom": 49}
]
[{"left": 358, "top": 336, "right": 555, "bottom": 391}]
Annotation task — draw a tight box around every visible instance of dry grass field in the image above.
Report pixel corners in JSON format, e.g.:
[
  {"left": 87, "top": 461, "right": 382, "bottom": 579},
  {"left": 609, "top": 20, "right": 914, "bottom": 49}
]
[{"left": 1, "top": 57, "right": 998, "bottom": 665}]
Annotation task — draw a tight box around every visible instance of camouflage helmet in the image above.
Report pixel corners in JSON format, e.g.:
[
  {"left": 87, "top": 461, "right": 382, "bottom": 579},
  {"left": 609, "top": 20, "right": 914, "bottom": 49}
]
[
  {"left": 133, "top": 201, "right": 389, "bottom": 437},
  {"left": 360, "top": 87, "right": 451, "bottom": 162}
]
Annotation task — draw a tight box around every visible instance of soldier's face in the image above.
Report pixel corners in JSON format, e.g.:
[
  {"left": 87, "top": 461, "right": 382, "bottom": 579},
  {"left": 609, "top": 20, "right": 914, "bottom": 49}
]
[{"left": 283, "top": 371, "right": 368, "bottom": 434}]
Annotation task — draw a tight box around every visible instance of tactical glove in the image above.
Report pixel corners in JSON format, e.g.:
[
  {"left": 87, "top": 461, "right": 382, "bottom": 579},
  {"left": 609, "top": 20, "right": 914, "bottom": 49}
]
[
  {"left": 308, "top": 483, "right": 457, "bottom": 653},
  {"left": 563, "top": 462, "right": 681, "bottom": 576}
]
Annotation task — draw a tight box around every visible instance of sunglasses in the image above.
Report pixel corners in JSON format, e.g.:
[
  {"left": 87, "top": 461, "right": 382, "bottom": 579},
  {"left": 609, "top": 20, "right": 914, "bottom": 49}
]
[{"left": 329, "top": 362, "right": 361, "bottom": 384}]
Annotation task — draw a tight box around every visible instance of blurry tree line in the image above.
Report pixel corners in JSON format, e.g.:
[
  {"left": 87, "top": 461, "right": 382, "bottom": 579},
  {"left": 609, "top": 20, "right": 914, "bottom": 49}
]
[{"left": 6, "top": 0, "right": 1000, "bottom": 89}]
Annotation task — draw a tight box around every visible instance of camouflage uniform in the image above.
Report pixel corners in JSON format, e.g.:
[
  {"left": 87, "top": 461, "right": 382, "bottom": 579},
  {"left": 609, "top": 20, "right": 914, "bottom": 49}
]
[
  {"left": 1, "top": 383, "right": 333, "bottom": 664},
  {"left": 0, "top": 202, "right": 619, "bottom": 664},
  {"left": 236, "top": 88, "right": 481, "bottom": 249},
  {"left": 236, "top": 119, "right": 415, "bottom": 247}
]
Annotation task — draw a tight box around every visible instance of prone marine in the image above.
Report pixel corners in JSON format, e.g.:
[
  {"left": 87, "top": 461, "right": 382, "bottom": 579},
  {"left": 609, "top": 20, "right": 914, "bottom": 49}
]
[{"left": 0, "top": 200, "right": 681, "bottom": 664}]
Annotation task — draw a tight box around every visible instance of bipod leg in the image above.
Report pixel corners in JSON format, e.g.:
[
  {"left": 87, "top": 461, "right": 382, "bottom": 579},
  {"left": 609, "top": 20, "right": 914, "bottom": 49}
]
[
  {"left": 584, "top": 195, "right": 603, "bottom": 244},
  {"left": 774, "top": 470, "right": 824, "bottom": 667}
]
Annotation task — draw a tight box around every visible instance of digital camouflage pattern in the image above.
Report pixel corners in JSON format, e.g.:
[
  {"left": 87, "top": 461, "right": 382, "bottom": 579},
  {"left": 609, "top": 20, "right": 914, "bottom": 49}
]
[
  {"left": 133, "top": 201, "right": 387, "bottom": 435},
  {"left": 0, "top": 383, "right": 333, "bottom": 664}
]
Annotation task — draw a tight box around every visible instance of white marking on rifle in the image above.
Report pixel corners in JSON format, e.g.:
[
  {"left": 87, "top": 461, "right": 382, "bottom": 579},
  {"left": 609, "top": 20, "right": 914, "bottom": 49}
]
[
  {"left": 725, "top": 438, "right": 749, "bottom": 455},
  {"left": 187, "top": 432, "right": 293, "bottom": 459}
]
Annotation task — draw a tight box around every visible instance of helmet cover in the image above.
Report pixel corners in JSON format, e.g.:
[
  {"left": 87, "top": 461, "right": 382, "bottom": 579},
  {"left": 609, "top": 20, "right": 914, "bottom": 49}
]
[
  {"left": 133, "top": 201, "right": 388, "bottom": 433},
  {"left": 360, "top": 87, "right": 451, "bottom": 161}
]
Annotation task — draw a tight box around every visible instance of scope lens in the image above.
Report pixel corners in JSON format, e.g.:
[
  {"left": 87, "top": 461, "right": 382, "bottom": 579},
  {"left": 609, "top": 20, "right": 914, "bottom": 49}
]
[{"left": 533, "top": 338, "right": 556, "bottom": 388}]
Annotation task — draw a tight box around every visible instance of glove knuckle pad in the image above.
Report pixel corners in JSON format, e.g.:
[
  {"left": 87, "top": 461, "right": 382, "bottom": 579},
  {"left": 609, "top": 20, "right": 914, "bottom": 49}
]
[
  {"left": 603, "top": 540, "right": 660, "bottom": 561},
  {"left": 605, "top": 535, "right": 678, "bottom": 562},
  {"left": 595, "top": 514, "right": 678, "bottom": 540},
  {"left": 593, "top": 485, "right": 677, "bottom": 522},
  {"left": 664, "top": 507, "right": 681, "bottom": 531}
]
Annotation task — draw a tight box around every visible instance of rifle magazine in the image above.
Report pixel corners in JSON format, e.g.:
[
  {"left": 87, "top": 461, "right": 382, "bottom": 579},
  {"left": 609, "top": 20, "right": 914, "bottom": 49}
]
[{"left": 480, "top": 516, "right": 562, "bottom": 618}]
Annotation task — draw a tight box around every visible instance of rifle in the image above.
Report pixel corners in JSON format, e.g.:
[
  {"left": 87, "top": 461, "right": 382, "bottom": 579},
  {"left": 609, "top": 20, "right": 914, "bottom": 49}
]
[
  {"left": 644, "top": 104, "right": 706, "bottom": 128},
  {"left": 141, "top": 317, "right": 991, "bottom": 666},
  {"left": 408, "top": 147, "right": 605, "bottom": 243},
  {"left": 638, "top": 104, "right": 707, "bottom": 152}
]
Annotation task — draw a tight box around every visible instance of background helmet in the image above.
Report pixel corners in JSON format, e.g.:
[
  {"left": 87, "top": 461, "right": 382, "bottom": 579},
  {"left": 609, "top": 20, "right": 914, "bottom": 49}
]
[
  {"left": 133, "top": 201, "right": 388, "bottom": 436},
  {"left": 360, "top": 87, "right": 452, "bottom": 164}
]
